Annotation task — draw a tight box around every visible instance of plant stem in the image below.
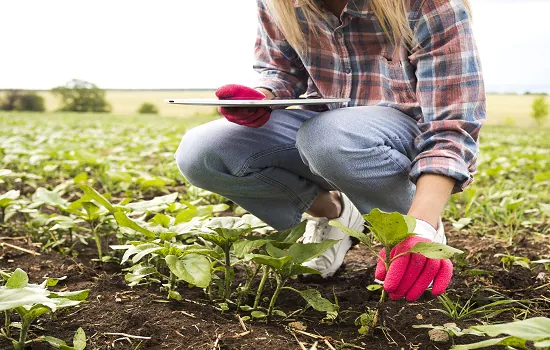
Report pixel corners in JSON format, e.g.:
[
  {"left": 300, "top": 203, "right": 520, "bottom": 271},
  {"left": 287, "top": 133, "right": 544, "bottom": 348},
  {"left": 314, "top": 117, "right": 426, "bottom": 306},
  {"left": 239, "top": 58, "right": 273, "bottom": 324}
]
[
  {"left": 267, "top": 273, "right": 285, "bottom": 321},
  {"left": 4, "top": 311, "right": 10, "bottom": 335},
  {"left": 91, "top": 222, "right": 102, "bottom": 259},
  {"left": 253, "top": 265, "right": 269, "bottom": 309},
  {"left": 15, "top": 318, "right": 30, "bottom": 350},
  {"left": 223, "top": 244, "right": 232, "bottom": 300},
  {"left": 368, "top": 245, "right": 392, "bottom": 334},
  {"left": 237, "top": 266, "right": 259, "bottom": 309}
]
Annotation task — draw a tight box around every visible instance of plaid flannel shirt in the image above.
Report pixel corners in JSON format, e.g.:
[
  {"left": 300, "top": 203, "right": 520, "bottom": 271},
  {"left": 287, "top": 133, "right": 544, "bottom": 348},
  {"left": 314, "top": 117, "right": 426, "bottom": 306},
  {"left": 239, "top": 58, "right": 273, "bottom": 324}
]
[{"left": 253, "top": 0, "right": 486, "bottom": 192}]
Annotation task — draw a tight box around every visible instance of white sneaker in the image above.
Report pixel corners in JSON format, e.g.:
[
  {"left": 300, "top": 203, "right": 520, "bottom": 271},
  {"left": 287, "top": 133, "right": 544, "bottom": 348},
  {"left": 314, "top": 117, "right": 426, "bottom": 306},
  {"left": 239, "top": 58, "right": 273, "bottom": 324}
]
[{"left": 299, "top": 193, "right": 365, "bottom": 278}]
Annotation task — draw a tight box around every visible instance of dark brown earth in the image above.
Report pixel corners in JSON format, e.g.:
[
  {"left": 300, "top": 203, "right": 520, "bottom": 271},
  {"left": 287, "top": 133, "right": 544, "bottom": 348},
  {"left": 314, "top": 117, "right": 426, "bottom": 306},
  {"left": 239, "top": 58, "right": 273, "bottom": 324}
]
[{"left": 0, "top": 222, "right": 549, "bottom": 350}]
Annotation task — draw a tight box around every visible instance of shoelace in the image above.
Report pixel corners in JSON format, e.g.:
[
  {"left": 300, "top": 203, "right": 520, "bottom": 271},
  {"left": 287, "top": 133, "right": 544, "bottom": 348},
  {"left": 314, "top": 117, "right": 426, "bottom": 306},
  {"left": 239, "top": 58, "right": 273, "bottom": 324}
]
[{"left": 299, "top": 217, "right": 330, "bottom": 244}]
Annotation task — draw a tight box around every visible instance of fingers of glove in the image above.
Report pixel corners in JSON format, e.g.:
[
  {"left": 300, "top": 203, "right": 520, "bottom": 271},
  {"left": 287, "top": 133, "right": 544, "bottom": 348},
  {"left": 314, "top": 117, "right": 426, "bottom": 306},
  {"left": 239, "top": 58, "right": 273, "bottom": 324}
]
[
  {"left": 216, "top": 84, "right": 265, "bottom": 100},
  {"left": 431, "top": 259, "right": 453, "bottom": 296},
  {"left": 374, "top": 249, "right": 387, "bottom": 281},
  {"left": 384, "top": 253, "right": 411, "bottom": 293},
  {"left": 243, "top": 110, "right": 271, "bottom": 128},
  {"left": 389, "top": 253, "right": 427, "bottom": 299},
  {"left": 219, "top": 107, "right": 257, "bottom": 120},
  {"left": 405, "top": 259, "right": 441, "bottom": 301}
]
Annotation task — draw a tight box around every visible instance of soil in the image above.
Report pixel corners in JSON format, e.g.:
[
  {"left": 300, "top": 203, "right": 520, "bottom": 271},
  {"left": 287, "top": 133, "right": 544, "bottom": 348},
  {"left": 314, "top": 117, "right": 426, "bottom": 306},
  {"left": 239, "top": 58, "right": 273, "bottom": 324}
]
[{"left": 0, "top": 223, "right": 549, "bottom": 350}]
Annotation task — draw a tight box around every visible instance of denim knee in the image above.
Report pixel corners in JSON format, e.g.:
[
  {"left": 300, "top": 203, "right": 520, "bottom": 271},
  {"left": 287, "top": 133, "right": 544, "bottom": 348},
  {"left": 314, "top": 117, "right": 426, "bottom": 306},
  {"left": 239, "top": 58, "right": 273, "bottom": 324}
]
[
  {"left": 174, "top": 126, "right": 223, "bottom": 190},
  {"left": 296, "top": 110, "right": 382, "bottom": 179}
]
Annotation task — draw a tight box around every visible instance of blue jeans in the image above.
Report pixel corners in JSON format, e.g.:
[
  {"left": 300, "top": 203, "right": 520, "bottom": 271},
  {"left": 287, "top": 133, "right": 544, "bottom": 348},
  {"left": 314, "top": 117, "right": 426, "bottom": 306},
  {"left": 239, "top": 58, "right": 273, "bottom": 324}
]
[{"left": 175, "top": 106, "right": 420, "bottom": 231}]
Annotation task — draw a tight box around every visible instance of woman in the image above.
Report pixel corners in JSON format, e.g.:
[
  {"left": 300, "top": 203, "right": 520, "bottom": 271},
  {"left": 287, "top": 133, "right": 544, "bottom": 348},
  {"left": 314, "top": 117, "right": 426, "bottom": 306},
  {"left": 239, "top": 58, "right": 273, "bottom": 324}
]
[{"left": 175, "top": 0, "right": 485, "bottom": 301}]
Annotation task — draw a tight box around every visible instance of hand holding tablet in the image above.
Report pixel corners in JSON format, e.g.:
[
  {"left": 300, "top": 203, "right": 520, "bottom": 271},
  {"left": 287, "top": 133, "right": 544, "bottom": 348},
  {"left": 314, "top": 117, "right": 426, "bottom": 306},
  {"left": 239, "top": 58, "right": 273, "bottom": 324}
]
[{"left": 165, "top": 84, "right": 350, "bottom": 128}]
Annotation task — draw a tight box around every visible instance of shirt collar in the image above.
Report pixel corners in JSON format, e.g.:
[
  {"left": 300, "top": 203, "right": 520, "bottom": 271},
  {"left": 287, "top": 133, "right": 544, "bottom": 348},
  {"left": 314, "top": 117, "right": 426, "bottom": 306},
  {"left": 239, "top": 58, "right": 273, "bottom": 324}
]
[{"left": 293, "top": 0, "right": 371, "bottom": 17}]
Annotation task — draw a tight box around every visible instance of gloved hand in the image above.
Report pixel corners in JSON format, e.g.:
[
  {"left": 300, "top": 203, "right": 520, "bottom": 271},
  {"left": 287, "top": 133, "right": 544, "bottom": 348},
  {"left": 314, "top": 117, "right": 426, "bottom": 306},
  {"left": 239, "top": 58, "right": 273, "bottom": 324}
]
[
  {"left": 215, "top": 84, "right": 272, "bottom": 128},
  {"left": 374, "top": 219, "right": 453, "bottom": 301}
]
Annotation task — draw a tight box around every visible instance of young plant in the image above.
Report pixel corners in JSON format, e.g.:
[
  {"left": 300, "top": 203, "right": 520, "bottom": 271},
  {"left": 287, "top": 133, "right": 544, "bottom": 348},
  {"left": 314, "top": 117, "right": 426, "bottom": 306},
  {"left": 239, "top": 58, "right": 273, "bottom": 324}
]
[
  {"left": 330, "top": 209, "right": 463, "bottom": 335},
  {"left": 39, "top": 327, "right": 87, "bottom": 350},
  {"left": 451, "top": 317, "right": 550, "bottom": 350},
  {"left": 246, "top": 238, "right": 339, "bottom": 319},
  {"left": 0, "top": 268, "right": 89, "bottom": 350},
  {"left": 0, "top": 190, "right": 20, "bottom": 223},
  {"left": 434, "top": 294, "right": 524, "bottom": 322}
]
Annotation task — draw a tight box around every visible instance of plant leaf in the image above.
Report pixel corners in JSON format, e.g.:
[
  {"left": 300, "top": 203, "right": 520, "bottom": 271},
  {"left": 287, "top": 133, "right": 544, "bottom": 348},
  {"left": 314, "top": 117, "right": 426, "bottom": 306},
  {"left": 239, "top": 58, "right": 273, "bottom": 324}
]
[
  {"left": 165, "top": 254, "right": 211, "bottom": 288},
  {"left": 78, "top": 185, "right": 114, "bottom": 212},
  {"left": 363, "top": 209, "right": 412, "bottom": 248},
  {"left": 73, "top": 327, "right": 87, "bottom": 350},
  {"left": 266, "top": 220, "right": 307, "bottom": 244},
  {"left": 287, "top": 240, "right": 338, "bottom": 264},
  {"left": 34, "top": 188, "right": 68, "bottom": 208},
  {"left": 290, "top": 288, "right": 337, "bottom": 312},
  {"left": 451, "top": 336, "right": 528, "bottom": 350},
  {"left": 39, "top": 336, "right": 71, "bottom": 349},
  {"left": 6, "top": 268, "right": 28, "bottom": 289},
  {"left": 114, "top": 211, "right": 156, "bottom": 239},
  {"left": 329, "top": 220, "right": 370, "bottom": 246},
  {"left": 233, "top": 239, "right": 267, "bottom": 258},
  {"left": 409, "top": 242, "right": 464, "bottom": 259},
  {"left": 470, "top": 317, "right": 550, "bottom": 341},
  {"left": 248, "top": 254, "right": 293, "bottom": 271},
  {"left": 290, "top": 265, "right": 321, "bottom": 276}
]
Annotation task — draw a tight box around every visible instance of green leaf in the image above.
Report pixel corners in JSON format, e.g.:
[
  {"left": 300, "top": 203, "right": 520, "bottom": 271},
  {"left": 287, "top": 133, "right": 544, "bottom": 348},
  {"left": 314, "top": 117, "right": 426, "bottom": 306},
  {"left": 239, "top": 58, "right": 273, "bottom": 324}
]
[
  {"left": 39, "top": 336, "right": 71, "bottom": 349},
  {"left": 265, "top": 243, "right": 287, "bottom": 259},
  {"left": 329, "top": 220, "right": 370, "bottom": 246},
  {"left": 175, "top": 205, "right": 197, "bottom": 224},
  {"left": 45, "top": 276, "right": 67, "bottom": 287},
  {"left": 471, "top": 317, "right": 550, "bottom": 341},
  {"left": 233, "top": 239, "right": 267, "bottom": 258},
  {"left": 50, "top": 290, "right": 89, "bottom": 301},
  {"left": 6, "top": 268, "right": 28, "bottom": 289},
  {"left": 451, "top": 336, "right": 528, "bottom": 350},
  {"left": 35, "top": 188, "right": 68, "bottom": 208},
  {"left": 290, "top": 265, "right": 321, "bottom": 276},
  {"left": 168, "top": 290, "right": 183, "bottom": 301},
  {"left": 287, "top": 240, "right": 338, "bottom": 264},
  {"left": 363, "top": 209, "right": 413, "bottom": 248},
  {"left": 404, "top": 215, "right": 417, "bottom": 232},
  {"left": 114, "top": 211, "right": 155, "bottom": 239},
  {"left": 73, "top": 327, "right": 86, "bottom": 350},
  {"left": 0, "top": 287, "right": 52, "bottom": 311},
  {"left": 78, "top": 185, "right": 114, "bottom": 212},
  {"left": 248, "top": 254, "right": 293, "bottom": 271},
  {"left": 267, "top": 220, "right": 307, "bottom": 244},
  {"left": 367, "top": 284, "right": 383, "bottom": 291},
  {"left": 534, "top": 339, "right": 550, "bottom": 348},
  {"left": 251, "top": 311, "right": 267, "bottom": 319},
  {"left": 165, "top": 254, "right": 211, "bottom": 288},
  {"left": 151, "top": 214, "right": 171, "bottom": 228},
  {"left": 409, "top": 242, "right": 464, "bottom": 259},
  {"left": 82, "top": 202, "right": 100, "bottom": 219},
  {"left": 73, "top": 172, "right": 88, "bottom": 184},
  {"left": 0, "top": 190, "right": 20, "bottom": 208},
  {"left": 290, "top": 288, "right": 337, "bottom": 312}
]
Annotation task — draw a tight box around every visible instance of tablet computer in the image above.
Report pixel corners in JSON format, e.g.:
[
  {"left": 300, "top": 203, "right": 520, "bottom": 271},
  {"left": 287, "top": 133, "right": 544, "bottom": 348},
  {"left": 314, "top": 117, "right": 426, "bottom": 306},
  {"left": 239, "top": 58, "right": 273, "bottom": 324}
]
[{"left": 164, "top": 98, "right": 350, "bottom": 107}]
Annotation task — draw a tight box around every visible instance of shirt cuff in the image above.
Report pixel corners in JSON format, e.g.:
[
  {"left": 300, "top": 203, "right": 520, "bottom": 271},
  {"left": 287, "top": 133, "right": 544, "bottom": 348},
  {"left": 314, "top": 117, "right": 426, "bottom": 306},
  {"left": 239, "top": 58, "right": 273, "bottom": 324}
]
[
  {"left": 409, "top": 155, "right": 474, "bottom": 193},
  {"left": 253, "top": 76, "right": 298, "bottom": 99}
]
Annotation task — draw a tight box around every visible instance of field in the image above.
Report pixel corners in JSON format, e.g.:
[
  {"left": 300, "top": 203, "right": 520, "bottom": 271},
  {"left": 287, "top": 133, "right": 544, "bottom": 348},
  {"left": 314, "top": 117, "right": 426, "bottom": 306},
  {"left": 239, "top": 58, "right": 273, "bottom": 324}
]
[
  {"left": 0, "top": 111, "right": 549, "bottom": 350},
  {"left": 3, "top": 90, "right": 548, "bottom": 126}
]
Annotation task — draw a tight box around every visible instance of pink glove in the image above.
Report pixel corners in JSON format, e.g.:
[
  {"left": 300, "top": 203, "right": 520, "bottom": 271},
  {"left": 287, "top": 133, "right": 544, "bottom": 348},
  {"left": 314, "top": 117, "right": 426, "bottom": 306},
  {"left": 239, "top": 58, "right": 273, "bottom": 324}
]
[
  {"left": 215, "top": 84, "right": 271, "bottom": 128},
  {"left": 375, "top": 222, "right": 453, "bottom": 301}
]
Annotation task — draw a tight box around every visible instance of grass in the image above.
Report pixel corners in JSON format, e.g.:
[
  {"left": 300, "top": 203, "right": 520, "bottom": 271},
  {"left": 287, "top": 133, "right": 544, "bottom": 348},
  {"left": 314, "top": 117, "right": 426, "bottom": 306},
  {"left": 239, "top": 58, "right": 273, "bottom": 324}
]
[{"left": 2, "top": 91, "right": 549, "bottom": 126}]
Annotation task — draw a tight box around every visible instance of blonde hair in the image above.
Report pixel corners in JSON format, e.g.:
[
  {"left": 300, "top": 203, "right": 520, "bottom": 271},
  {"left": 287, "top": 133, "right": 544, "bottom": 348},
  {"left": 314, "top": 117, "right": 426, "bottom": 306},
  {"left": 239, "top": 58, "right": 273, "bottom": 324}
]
[{"left": 264, "top": 0, "right": 471, "bottom": 52}]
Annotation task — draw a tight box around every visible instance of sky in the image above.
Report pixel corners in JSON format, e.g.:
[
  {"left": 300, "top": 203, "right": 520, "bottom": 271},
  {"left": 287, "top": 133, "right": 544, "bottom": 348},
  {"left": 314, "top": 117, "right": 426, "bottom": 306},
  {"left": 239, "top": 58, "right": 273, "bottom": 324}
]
[{"left": 1, "top": 0, "right": 549, "bottom": 93}]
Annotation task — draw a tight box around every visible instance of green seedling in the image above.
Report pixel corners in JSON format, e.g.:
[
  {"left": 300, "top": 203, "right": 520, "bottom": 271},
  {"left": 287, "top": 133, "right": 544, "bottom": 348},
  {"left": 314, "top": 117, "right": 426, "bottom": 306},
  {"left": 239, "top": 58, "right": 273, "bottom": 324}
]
[
  {"left": 330, "top": 209, "right": 463, "bottom": 335},
  {"left": 199, "top": 217, "right": 256, "bottom": 301},
  {"left": 494, "top": 253, "right": 531, "bottom": 270},
  {"left": 246, "top": 238, "right": 338, "bottom": 319},
  {"left": 0, "top": 268, "right": 88, "bottom": 350},
  {"left": 39, "top": 327, "right": 87, "bottom": 350},
  {"left": 0, "top": 190, "right": 20, "bottom": 223},
  {"left": 451, "top": 317, "right": 550, "bottom": 350},
  {"left": 434, "top": 294, "right": 524, "bottom": 322}
]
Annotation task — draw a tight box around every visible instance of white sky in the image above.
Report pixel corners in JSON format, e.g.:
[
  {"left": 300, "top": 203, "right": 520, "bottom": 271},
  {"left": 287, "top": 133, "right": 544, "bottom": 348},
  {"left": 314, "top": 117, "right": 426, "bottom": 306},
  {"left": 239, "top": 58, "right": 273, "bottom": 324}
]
[{"left": 1, "top": 0, "right": 549, "bottom": 92}]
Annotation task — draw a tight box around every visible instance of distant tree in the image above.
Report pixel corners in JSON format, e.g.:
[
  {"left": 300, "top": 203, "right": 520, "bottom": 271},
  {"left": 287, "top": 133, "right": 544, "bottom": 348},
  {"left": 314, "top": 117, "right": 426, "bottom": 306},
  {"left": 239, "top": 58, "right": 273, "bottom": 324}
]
[
  {"left": 531, "top": 95, "right": 549, "bottom": 127},
  {"left": 15, "top": 92, "right": 45, "bottom": 112},
  {"left": 0, "top": 90, "right": 23, "bottom": 111},
  {"left": 137, "top": 102, "right": 159, "bottom": 114},
  {"left": 51, "top": 79, "right": 111, "bottom": 113}
]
